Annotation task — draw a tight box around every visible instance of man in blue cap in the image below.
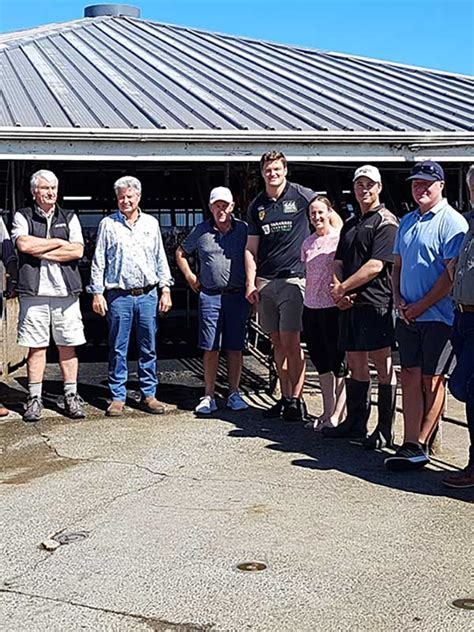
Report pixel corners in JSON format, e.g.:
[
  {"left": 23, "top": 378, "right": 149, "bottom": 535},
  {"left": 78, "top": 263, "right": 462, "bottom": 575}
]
[{"left": 385, "top": 161, "right": 468, "bottom": 471}]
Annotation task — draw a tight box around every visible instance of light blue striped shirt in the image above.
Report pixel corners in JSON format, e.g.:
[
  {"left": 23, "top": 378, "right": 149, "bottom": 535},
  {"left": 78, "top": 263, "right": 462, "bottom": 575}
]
[{"left": 89, "top": 210, "right": 173, "bottom": 294}]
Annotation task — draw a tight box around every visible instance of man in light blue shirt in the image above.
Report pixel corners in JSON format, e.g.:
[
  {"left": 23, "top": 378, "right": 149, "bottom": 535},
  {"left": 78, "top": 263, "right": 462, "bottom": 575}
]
[
  {"left": 385, "top": 161, "right": 468, "bottom": 472},
  {"left": 90, "top": 176, "right": 173, "bottom": 417}
]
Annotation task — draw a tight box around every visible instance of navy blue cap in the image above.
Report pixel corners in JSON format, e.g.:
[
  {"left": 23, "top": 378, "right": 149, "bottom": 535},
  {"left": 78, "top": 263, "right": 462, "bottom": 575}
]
[{"left": 407, "top": 161, "right": 444, "bottom": 182}]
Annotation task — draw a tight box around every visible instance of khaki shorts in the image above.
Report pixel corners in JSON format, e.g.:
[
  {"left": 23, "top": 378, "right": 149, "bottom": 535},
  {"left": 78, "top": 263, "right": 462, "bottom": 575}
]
[
  {"left": 256, "top": 277, "right": 305, "bottom": 333},
  {"left": 18, "top": 295, "right": 86, "bottom": 348}
]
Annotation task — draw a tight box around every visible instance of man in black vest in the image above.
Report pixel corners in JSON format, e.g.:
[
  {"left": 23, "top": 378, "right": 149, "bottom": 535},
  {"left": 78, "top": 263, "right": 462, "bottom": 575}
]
[{"left": 12, "top": 170, "right": 86, "bottom": 422}]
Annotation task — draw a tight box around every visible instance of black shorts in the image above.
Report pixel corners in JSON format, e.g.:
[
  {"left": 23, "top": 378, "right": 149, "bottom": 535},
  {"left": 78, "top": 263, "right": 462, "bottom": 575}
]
[
  {"left": 302, "top": 306, "right": 347, "bottom": 377},
  {"left": 395, "top": 319, "right": 454, "bottom": 375},
  {"left": 338, "top": 305, "right": 395, "bottom": 352}
]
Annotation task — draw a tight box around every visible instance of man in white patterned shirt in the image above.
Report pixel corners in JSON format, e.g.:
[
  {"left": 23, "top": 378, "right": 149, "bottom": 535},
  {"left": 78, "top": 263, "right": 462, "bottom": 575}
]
[{"left": 89, "top": 176, "right": 173, "bottom": 417}]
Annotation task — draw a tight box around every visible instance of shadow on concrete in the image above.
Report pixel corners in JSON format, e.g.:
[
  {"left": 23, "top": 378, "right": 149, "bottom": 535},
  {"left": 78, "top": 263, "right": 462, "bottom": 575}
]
[
  {"left": 218, "top": 408, "right": 473, "bottom": 505},
  {"left": 4, "top": 356, "right": 471, "bottom": 503}
]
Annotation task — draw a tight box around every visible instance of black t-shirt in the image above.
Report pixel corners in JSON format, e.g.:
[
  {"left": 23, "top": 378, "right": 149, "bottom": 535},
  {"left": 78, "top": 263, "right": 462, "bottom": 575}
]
[
  {"left": 247, "top": 181, "right": 314, "bottom": 279},
  {"left": 335, "top": 204, "right": 398, "bottom": 307}
]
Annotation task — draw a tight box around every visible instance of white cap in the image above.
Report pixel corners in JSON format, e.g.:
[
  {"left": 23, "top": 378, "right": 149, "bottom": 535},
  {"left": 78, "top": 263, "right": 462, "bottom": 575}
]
[
  {"left": 209, "top": 186, "right": 233, "bottom": 205},
  {"left": 353, "top": 165, "right": 382, "bottom": 183}
]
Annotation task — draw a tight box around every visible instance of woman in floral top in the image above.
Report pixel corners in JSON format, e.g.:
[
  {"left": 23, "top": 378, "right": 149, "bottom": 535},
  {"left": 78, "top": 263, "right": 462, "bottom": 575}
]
[{"left": 301, "top": 196, "right": 346, "bottom": 431}]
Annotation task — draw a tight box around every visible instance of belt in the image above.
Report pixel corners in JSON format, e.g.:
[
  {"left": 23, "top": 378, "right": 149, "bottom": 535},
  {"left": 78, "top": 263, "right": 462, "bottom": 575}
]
[
  {"left": 112, "top": 285, "right": 156, "bottom": 297},
  {"left": 456, "top": 303, "right": 474, "bottom": 313},
  {"left": 202, "top": 287, "right": 244, "bottom": 296},
  {"left": 274, "top": 270, "right": 304, "bottom": 279}
]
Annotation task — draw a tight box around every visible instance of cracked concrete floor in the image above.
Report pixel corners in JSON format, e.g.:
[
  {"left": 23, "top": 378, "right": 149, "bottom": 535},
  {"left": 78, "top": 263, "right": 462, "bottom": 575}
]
[{"left": 1, "top": 361, "right": 473, "bottom": 631}]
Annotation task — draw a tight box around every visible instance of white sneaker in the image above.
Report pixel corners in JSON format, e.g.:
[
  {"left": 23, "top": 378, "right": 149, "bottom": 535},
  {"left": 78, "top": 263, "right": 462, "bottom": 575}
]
[
  {"left": 226, "top": 392, "right": 248, "bottom": 411},
  {"left": 195, "top": 396, "right": 217, "bottom": 415}
]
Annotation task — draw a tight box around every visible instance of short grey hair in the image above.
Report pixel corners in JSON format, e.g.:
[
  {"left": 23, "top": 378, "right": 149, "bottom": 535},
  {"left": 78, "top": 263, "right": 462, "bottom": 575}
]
[
  {"left": 466, "top": 165, "right": 474, "bottom": 187},
  {"left": 114, "top": 176, "right": 142, "bottom": 196},
  {"left": 30, "top": 169, "right": 58, "bottom": 193}
]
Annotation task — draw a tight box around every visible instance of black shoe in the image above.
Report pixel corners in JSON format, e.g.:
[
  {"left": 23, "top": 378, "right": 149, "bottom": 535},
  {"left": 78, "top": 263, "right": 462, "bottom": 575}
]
[
  {"left": 363, "top": 384, "right": 396, "bottom": 450},
  {"left": 322, "top": 417, "right": 367, "bottom": 439},
  {"left": 23, "top": 396, "right": 44, "bottom": 423},
  {"left": 322, "top": 379, "right": 371, "bottom": 439},
  {"left": 263, "top": 397, "right": 290, "bottom": 419},
  {"left": 283, "top": 398, "right": 306, "bottom": 422},
  {"left": 64, "top": 393, "right": 86, "bottom": 420},
  {"left": 384, "top": 442, "right": 430, "bottom": 471}
]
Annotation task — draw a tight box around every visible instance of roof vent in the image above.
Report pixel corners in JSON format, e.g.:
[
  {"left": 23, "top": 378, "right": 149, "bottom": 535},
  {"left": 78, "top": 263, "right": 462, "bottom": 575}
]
[{"left": 84, "top": 4, "right": 141, "bottom": 18}]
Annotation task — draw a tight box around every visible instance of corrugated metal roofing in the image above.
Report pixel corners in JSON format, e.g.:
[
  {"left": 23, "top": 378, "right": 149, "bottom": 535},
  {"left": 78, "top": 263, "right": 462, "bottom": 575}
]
[{"left": 1, "top": 15, "right": 473, "bottom": 132}]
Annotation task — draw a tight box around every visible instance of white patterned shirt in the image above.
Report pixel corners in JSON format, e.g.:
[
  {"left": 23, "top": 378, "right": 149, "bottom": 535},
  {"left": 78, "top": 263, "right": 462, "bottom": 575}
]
[{"left": 89, "top": 210, "right": 173, "bottom": 294}]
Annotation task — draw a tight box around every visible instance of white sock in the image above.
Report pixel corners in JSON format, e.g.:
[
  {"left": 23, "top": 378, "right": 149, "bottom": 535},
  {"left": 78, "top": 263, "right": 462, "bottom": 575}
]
[
  {"left": 28, "top": 382, "right": 42, "bottom": 398},
  {"left": 64, "top": 382, "right": 77, "bottom": 397}
]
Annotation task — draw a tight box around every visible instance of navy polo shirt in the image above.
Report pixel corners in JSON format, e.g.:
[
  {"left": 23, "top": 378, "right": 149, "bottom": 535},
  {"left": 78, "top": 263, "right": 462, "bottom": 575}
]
[
  {"left": 181, "top": 217, "right": 248, "bottom": 291},
  {"left": 247, "top": 181, "right": 314, "bottom": 279}
]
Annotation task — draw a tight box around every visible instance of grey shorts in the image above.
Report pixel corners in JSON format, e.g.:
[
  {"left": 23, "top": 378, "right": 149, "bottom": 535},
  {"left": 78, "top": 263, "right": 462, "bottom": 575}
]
[
  {"left": 18, "top": 295, "right": 86, "bottom": 348},
  {"left": 395, "top": 319, "right": 454, "bottom": 375},
  {"left": 256, "top": 277, "right": 305, "bottom": 333}
]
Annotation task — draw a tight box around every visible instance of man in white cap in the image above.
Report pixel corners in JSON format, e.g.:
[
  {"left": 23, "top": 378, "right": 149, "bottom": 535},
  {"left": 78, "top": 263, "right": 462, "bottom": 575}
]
[
  {"left": 323, "top": 165, "right": 399, "bottom": 448},
  {"left": 176, "top": 186, "right": 250, "bottom": 414}
]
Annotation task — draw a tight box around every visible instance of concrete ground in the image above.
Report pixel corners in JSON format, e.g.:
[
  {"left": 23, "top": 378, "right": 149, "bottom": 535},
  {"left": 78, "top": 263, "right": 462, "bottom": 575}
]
[{"left": 1, "top": 355, "right": 473, "bottom": 631}]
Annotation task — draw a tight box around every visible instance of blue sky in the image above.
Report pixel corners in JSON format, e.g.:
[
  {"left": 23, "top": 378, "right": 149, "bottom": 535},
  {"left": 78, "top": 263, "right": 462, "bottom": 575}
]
[{"left": 1, "top": 0, "right": 473, "bottom": 75}]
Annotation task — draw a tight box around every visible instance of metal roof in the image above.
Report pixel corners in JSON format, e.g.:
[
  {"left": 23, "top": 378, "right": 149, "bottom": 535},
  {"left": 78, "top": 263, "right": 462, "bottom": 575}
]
[{"left": 1, "top": 15, "right": 473, "bottom": 133}]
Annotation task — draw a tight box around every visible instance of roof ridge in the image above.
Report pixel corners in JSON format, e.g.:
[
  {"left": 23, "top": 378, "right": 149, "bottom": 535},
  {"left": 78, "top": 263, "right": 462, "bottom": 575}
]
[{"left": 0, "top": 15, "right": 111, "bottom": 48}]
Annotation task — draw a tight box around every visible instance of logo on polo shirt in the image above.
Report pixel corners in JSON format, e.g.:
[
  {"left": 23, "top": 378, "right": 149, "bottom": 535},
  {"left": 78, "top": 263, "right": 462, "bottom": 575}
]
[
  {"left": 259, "top": 210, "right": 266, "bottom": 221},
  {"left": 264, "top": 221, "right": 292, "bottom": 234},
  {"left": 282, "top": 201, "right": 298, "bottom": 214}
]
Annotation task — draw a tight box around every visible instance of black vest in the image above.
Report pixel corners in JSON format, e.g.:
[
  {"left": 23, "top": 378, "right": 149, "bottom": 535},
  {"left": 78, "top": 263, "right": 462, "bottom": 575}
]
[{"left": 16, "top": 205, "right": 83, "bottom": 296}]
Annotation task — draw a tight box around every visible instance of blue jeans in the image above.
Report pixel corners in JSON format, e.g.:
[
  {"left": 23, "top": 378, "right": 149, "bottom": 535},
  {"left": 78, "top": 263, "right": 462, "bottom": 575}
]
[
  {"left": 448, "top": 311, "right": 474, "bottom": 466},
  {"left": 107, "top": 289, "right": 158, "bottom": 401}
]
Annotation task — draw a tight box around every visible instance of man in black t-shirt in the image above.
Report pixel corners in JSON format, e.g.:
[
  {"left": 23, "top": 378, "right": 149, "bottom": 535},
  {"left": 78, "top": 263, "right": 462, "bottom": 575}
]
[
  {"left": 245, "top": 150, "right": 342, "bottom": 421},
  {"left": 322, "top": 165, "right": 398, "bottom": 448}
]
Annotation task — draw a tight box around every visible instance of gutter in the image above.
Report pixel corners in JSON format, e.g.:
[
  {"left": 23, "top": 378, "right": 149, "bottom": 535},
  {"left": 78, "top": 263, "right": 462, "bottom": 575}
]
[{"left": 0, "top": 128, "right": 473, "bottom": 145}]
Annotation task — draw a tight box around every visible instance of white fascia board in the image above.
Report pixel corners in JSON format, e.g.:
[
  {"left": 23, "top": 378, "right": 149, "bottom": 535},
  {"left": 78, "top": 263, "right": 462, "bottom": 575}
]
[
  {"left": 0, "top": 132, "right": 472, "bottom": 162},
  {"left": 0, "top": 128, "right": 473, "bottom": 143},
  {"left": 1, "top": 154, "right": 410, "bottom": 162}
]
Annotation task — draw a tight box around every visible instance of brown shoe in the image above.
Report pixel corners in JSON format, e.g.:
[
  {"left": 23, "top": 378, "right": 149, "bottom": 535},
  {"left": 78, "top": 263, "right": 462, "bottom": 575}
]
[
  {"left": 141, "top": 396, "right": 165, "bottom": 415},
  {"left": 443, "top": 466, "right": 474, "bottom": 489},
  {"left": 0, "top": 404, "right": 9, "bottom": 417},
  {"left": 106, "top": 400, "right": 125, "bottom": 417}
]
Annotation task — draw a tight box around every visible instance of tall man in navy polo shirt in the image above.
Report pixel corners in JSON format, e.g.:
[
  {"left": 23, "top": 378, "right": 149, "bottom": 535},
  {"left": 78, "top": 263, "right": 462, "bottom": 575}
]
[
  {"left": 245, "top": 151, "right": 342, "bottom": 421},
  {"left": 176, "top": 187, "right": 250, "bottom": 415},
  {"left": 385, "top": 161, "right": 468, "bottom": 471}
]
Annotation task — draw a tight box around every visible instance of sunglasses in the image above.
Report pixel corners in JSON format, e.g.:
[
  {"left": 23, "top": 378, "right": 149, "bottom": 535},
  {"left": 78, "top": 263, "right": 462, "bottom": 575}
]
[{"left": 411, "top": 164, "right": 442, "bottom": 178}]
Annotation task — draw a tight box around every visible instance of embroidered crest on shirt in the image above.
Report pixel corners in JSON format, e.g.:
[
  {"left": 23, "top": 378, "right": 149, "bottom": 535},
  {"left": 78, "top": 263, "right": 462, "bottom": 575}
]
[{"left": 282, "top": 201, "right": 298, "bottom": 214}]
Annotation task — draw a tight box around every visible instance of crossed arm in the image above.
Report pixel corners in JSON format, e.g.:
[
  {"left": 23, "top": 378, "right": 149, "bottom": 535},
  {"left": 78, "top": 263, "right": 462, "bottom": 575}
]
[{"left": 16, "top": 235, "right": 84, "bottom": 262}]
